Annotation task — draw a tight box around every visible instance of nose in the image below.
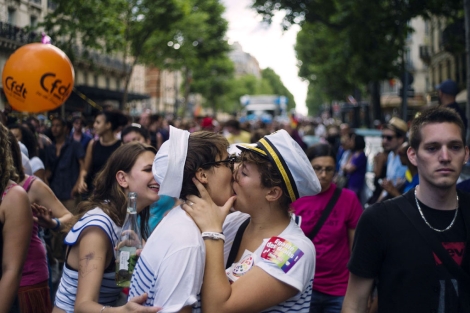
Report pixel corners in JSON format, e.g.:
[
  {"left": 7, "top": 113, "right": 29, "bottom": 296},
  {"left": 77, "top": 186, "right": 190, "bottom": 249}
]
[{"left": 439, "top": 146, "right": 451, "bottom": 162}]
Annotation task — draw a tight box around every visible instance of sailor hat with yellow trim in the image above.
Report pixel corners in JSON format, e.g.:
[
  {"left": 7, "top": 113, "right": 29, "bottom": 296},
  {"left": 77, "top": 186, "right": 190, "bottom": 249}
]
[{"left": 237, "top": 129, "right": 321, "bottom": 202}]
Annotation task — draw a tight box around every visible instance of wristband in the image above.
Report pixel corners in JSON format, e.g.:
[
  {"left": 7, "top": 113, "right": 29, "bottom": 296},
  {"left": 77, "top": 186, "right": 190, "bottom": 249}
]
[
  {"left": 51, "top": 217, "right": 61, "bottom": 231},
  {"left": 202, "top": 232, "right": 225, "bottom": 242}
]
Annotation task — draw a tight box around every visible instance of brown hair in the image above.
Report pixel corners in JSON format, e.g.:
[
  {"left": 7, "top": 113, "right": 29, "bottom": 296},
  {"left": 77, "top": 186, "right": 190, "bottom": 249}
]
[
  {"left": 239, "top": 150, "right": 291, "bottom": 213},
  {"left": 410, "top": 106, "right": 466, "bottom": 150},
  {"left": 180, "top": 131, "right": 229, "bottom": 200},
  {"left": 7, "top": 132, "right": 25, "bottom": 182},
  {"left": 74, "top": 142, "right": 156, "bottom": 238},
  {"left": 0, "top": 124, "right": 17, "bottom": 192}
]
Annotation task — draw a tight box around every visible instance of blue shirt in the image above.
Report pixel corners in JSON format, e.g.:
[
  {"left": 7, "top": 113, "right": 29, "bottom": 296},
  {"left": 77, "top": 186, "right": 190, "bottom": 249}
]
[
  {"left": 45, "top": 139, "right": 85, "bottom": 200},
  {"left": 386, "top": 151, "right": 408, "bottom": 185},
  {"left": 70, "top": 131, "right": 92, "bottom": 150}
]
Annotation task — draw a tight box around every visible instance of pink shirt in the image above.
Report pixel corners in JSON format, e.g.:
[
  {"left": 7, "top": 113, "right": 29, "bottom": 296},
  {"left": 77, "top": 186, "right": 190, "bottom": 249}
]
[
  {"left": 20, "top": 176, "right": 48, "bottom": 286},
  {"left": 292, "top": 184, "right": 363, "bottom": 296}
]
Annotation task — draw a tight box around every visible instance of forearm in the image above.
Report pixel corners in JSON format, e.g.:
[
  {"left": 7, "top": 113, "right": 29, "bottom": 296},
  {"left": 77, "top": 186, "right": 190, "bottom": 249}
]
[
  {"left": 201, "top": 239, "right": 233, "bottom": 313},
  {"left": 75, "top": 302, "right": 122, "bottom": 313},
  {"left": 0, "top": 271, "right": 22, "bottom": 312},
  {"left": 341, "top": 298, "right": 369, "bottom": 313}
]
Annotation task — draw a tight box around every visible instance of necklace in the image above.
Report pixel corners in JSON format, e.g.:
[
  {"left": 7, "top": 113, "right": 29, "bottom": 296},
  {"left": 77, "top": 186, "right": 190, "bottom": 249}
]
[{"left": 414, "top": 187, "right": 458, "bottom": 232}]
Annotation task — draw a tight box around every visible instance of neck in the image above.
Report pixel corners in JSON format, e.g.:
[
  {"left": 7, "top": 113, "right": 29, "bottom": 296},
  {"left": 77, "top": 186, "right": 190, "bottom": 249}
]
[
  {"left": 55, "top": 135, "right": 66, "bottom": 144},
  {"left": 246, "top": 203, "right": 291, "bottom": 236},
  {"left": 441, "top": 98, "right": 455, "bottom": 106},
  {"left": 100, "top": 132, "right": 116, "bottom": 144},
  {"left": 415, "top": 183, "right": 458, "bottom": 211}
]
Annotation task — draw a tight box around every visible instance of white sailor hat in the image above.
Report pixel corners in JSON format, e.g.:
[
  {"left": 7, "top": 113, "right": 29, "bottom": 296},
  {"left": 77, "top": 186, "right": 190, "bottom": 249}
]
[{"left": 237, "top": 129, "right": 321, "bottom": 202}]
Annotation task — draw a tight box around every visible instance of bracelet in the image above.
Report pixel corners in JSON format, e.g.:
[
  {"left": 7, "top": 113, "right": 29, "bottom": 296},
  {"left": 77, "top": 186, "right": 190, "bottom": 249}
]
[
  {"left": 201, "top": 232, "right": 225, "bottom": 242},
  {"left": 51, "top": 217, "right": 61, "bottom": 231},
  {"left": 100, "top": 306, "right": 110, "bottom": 313}
]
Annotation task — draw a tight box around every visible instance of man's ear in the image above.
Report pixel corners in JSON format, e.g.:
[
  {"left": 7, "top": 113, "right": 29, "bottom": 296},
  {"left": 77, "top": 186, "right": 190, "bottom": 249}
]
[
  {"left": 116, "top": 170, "right": 129, "bottom": 188},
  {"left": 194, "top": 168, "right": 209, "bottom": 184},
  {"left": 407, "top": 146, "right": 418, "bottom": 167},
  {"left": 266, "top": 186, "right": 283, "bottom": 202}
]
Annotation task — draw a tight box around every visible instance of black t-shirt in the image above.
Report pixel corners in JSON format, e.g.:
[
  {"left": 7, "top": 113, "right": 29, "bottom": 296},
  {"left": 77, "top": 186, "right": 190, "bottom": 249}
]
[{"left": 348, "top": 189, "right": 470, "bottom": 313}]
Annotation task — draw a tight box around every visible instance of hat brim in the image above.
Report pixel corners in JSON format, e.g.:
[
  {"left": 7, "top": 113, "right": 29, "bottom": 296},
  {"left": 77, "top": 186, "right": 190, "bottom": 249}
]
[{"left": 236, "top": 143, "right": 268, "bottom": 158}]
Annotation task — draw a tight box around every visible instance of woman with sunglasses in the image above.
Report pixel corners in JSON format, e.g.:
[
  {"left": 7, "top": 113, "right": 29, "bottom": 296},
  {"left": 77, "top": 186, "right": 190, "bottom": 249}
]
[
  {"left": 293, "top": 143, "right": 363, "bottom": 313},
  {"left": 183, "top": 130, "right": 322, "bottom": 313},
  {"left": 129, "top": 127, "right": 235, "bottom": 312}
]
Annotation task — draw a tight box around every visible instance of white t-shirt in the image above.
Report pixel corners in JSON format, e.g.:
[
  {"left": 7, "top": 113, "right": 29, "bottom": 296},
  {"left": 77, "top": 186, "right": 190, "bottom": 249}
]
[
  {"left": 30, "top": 156, "right": 45, "bottom": 174},
  {"left": 129, "top": 206, "right": 205, "bottom": 312},
  {"left": 222, "top": 211, "right": 316, "bottom": 313}
]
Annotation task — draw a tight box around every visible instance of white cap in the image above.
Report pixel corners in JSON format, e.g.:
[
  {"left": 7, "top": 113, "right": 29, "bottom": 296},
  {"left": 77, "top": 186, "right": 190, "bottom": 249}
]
[
  {"left": 152, "top": 126, "right": 190, "bottom": 198},
  {"left": 237, "top": 129, "right": 321, "bottom": 202}
]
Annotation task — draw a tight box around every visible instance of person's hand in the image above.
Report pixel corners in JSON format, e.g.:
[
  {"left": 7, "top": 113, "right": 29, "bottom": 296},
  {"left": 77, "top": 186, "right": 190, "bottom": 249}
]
[
  {"left": 120, "top": 293, "right": 161, "bottom": 312},
  {"left": 381, "top": 179, "right": 400, "bottom": 197},
  {"left": 115, "top": 230, "right": 142, "bottom": 250},
  {"left": 182, "top": 177, "right": 236, "bottom": 233},
  {"left": 31, "top": 203, "right": 57, "bottom": 229}
]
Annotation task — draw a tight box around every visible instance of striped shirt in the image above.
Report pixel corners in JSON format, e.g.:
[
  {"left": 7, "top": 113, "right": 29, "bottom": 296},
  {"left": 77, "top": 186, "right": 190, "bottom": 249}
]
[{"left": 54, "top": 208, "right": 122, "bottom": 312}]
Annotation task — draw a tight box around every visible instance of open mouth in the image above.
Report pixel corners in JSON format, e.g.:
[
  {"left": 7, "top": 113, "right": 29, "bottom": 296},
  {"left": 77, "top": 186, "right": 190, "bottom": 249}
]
[{"left": 149, "top": 184, "right": 160, "bottom": 192}]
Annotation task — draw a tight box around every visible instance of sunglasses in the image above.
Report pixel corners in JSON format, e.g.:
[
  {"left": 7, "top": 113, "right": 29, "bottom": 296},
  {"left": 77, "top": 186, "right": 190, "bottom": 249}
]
[
  {"left": 313, "top": 166, "right": 335, "bottom": 174},
  {"left": 202, "top": 155, "right": 240, "bottom": 171},
  {"left": 381, "top": 135, "right": 396, "bottom": 141}
]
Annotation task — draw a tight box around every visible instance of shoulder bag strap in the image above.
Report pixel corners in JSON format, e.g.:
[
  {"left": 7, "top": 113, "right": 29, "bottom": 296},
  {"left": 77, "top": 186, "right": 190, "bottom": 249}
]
[
  {"left": 393, "top": 195, "right": 470, "bottom": 310},
  {"left": 307, "top": 187, "right": 342, "bottom": 240},
  {"left": 394, "top": 195, "right": 470, "bottom": 282},
  {"left": 225, "top": 218, "right": 250, "bottom": 269}
]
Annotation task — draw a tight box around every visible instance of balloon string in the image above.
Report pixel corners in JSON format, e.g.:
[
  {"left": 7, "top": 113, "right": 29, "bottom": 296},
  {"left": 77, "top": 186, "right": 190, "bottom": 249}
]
[{"left": 72, "top": 88, "right": 103, "bottom": 111}]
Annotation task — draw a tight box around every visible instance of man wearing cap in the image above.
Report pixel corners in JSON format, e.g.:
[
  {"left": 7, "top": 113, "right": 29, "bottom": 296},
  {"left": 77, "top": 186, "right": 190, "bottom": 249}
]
[
  {"left": 377, "top": 117, "right": 408, "bottom": 202},
  {"left": 438, "top": 79, "right": 467, "bottom": 131}
]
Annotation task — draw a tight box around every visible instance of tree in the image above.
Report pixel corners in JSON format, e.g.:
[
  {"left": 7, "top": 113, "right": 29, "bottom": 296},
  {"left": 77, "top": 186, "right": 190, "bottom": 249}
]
[
  {"left": 252, "top": 0, "right": 463, "bottom": 120},
  {"left": 41, "top": 0, "right": 189, "bottom": 104}
]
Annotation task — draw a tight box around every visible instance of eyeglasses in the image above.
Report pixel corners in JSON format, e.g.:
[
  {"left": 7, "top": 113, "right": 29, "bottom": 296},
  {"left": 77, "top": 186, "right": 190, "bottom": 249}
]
[
  {"left": 313, "top": 166, "right": 335, "bottom": 174},
  {"left": 202, "top": 156, "right": 240, "bottom": 171},
  {"left": 381, "top": 135, "right": 396, "bottom": 141}
]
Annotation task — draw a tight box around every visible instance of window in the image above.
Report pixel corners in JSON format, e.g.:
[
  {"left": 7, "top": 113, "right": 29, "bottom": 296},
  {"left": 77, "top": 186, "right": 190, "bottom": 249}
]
[
  {"left": 30, "top": 16, "right": 38, "bottom": 27},
  {"left": 106, "top": 77, "right": 110, "bottom": 89},
  {"left": 7, "top": 8, "right": 16, "bottom": 25},
  {"left": 31, "top": 0, "right": 41, "bottom": 4},
  {"left": 94, "top": 75, "right": 99, "bottom": 87},
  {"left": 47, "top": 0, "right": 57, "bottom": 9}
]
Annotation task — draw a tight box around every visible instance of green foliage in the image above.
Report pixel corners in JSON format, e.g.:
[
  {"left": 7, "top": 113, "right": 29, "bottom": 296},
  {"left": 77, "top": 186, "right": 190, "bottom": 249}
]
[
  {"left": 252, "top": 0, "right": 463, "bottom": 119},
  {"left": 305, "top": 83, "right": 327, "bottom": 116}
]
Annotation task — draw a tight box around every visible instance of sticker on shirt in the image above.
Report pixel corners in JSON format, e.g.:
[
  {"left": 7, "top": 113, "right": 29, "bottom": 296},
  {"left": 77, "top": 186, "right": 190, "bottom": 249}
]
[
  {"left": 226, "top": 249, "right": 254, "bottom": 283},
  {"left": 261, "top": 237, "right": 304, "bottom": 273}
]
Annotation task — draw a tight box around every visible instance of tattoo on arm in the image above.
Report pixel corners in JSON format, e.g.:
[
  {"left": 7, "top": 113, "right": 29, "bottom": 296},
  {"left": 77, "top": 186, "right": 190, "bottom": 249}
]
[{"left": 79, "top": 252, "right": 102, "bottom": 278}]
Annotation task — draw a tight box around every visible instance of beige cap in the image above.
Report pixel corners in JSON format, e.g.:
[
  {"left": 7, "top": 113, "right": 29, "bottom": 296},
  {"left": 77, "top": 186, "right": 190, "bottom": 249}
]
[{"left": 387, "top": 117, "right": 408, "bottom": 135}]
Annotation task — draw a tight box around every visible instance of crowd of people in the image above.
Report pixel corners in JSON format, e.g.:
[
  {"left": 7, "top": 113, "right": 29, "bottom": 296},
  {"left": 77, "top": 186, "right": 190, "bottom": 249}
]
[{"left": 0, "top": 79, "right": 469, "bottom": 313}]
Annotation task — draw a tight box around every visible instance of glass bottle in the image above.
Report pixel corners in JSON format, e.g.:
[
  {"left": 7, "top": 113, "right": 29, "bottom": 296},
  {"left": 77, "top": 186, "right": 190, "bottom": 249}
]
[{"left": 115, "top": 192, "right": 142, "bottom": 287}]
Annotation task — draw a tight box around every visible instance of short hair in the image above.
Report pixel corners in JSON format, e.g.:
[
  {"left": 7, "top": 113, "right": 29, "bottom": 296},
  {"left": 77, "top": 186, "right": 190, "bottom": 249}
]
[
  {"left": 240, "top": 150, "right": 291, "bottom": 210},
  {"left": 225, "top": 119, "right": 240, "bottom": 130},
  {"left": 180, "top": 131, "right": 229, "bottom": 200},
  {"left": 51, "top": 116, "right": 67, "bottom": 127},
  {"left": 382, "top": 124, "right": 406, "bottom": 138},
  {"left": 121, "top": 124, "right": 150, "bottom": 141},
  {"left": 410, "top": 106, "right": 466, "bottom": 150},
  {"left": 306, "top": 143, "right": 336, "bottom": 161},
  {"left": 352, "top": 134, "right": 366, "bottom": 152}
]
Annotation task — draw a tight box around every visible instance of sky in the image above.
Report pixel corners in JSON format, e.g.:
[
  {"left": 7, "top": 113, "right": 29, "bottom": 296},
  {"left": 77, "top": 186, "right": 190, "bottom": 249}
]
[{"left": 222, "top": 0, "right": 309, "bottom": 115}]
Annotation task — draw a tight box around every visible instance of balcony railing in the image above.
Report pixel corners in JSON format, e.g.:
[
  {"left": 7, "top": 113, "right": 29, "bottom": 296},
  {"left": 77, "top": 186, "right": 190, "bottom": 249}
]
[
  {"left": 30, "top": 0, "right": 42, "bottom": 4},
  {"left": 72, "top": 45, "right": 131, "bottom": 73},
  {"left": 0, "top": 22, "right": 39, "bottom": 45}
]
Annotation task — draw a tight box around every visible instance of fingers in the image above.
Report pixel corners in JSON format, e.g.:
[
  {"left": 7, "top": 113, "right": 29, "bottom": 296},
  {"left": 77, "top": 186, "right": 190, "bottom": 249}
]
[
  {"left": 129, "top": 293, "right": 148, "bottom": 304},
  {"left": 222, "top": 196, "right": 237, "bottom": 215},
  {"left": 191, "top": 177, "right": 210, "bottom": 199}
]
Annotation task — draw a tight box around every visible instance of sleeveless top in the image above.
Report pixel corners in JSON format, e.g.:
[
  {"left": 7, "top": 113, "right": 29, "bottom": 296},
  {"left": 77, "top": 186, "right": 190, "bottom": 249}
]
[
  {"left": 0, "top": 183, "right": 18, "bottom": 280},
  {"left": 87, "top": 140, "right": 121, "bottom": 189},
  {"left": 19, "top": 176, "right": 49, "bottom": 286},
  {"left": 54, "top": 208, "right": 122, "bottom": 312}
]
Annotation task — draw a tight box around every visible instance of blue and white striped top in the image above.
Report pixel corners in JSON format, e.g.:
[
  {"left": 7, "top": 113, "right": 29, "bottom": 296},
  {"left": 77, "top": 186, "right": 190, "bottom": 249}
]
[{"left": 54, "top": 208, "right": 123, "bottom": 312}]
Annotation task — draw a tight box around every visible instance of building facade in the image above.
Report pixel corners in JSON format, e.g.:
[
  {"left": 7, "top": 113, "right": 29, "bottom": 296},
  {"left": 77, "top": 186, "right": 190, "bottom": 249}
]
[
  {"left": 229, "top": 41, "right": 261, "bottom": 78},
  {"left": 0, "top": 0, "right": 150, "bottom": 116}
]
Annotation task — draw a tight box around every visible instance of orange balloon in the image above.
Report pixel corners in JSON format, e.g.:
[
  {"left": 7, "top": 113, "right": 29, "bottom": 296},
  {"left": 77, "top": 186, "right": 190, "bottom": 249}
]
[{"left": 2, "top": 43, "right": 74, "bottom": 113}]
